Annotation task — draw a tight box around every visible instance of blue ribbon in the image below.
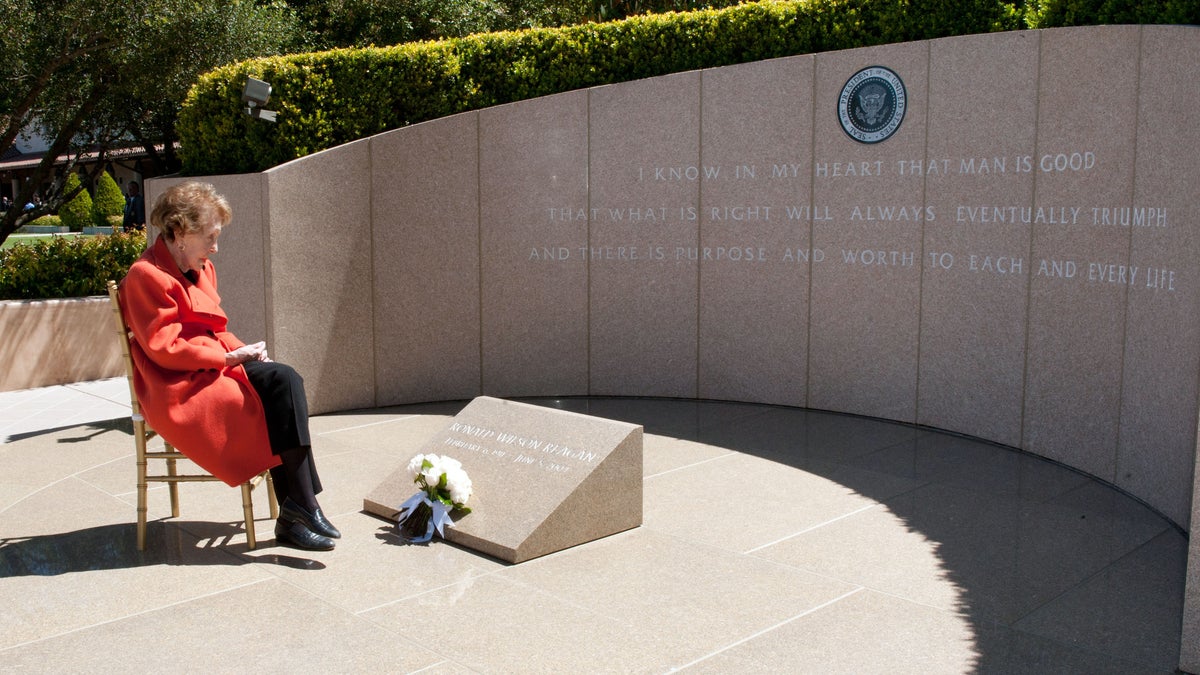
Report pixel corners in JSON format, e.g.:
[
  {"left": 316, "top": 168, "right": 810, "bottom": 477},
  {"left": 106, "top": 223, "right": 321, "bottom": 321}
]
[{"left": 396, "top": 492, "right": 454, "bottom": 543}]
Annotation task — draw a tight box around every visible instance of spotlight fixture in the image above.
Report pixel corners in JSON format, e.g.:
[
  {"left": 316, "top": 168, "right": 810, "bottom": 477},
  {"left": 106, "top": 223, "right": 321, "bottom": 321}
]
[{"left": 242, "top": 77, "right": 278, "bottom": 122}]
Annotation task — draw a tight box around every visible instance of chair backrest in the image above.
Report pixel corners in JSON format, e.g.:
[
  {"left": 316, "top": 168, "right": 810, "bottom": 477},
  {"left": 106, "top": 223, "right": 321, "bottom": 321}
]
[{"left": 105, "top": 280, "right": 144, "bottom": 420}]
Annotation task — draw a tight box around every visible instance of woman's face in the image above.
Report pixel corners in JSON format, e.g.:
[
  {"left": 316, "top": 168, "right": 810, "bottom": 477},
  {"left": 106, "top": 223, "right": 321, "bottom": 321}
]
[{"left": 175, "top": 215, "right": 222, "bottom": 273}]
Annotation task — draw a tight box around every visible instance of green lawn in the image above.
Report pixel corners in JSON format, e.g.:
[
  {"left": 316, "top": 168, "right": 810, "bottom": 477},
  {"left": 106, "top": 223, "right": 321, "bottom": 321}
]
[{"left": 1, "top": 233, "right": 89, "bottom": 250}]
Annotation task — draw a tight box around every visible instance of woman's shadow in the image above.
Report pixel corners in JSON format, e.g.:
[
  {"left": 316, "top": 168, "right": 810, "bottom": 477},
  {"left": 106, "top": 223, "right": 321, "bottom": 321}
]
[
  {"left": 3, "top": 418, "right": 326, "bottom": 576},
  {"left": 0, "top": 520, "right": 326, "bottom": 577}
]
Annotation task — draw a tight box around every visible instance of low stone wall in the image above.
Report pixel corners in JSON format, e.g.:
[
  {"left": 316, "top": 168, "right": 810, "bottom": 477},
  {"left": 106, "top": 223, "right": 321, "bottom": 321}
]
[
  {"left": 0, "top": 297, "right": 122, "bottom": 392},
  {"left": 17, "top": 226, "right": 68, "bottom": 234}
]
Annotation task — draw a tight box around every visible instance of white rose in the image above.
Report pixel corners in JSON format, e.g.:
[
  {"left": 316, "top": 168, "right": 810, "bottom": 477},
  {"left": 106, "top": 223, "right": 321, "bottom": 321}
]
[
  {"left": 406, "top": 454, "right": 427, "bottom": 479},
  {"left": 421, "top": 464, "right": 444, "bottom": 490},
  {"left": 446, "top": 467, "right": 473, "bottom": 505}
]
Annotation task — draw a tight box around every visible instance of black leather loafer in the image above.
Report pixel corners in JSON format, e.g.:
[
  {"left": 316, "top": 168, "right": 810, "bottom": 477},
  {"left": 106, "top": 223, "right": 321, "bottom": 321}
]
[
  {"left": 274, "top": 518, "right": 335, "bottom": 551},
  {"left": 281, "top": 497, "right": 342, "bottom": 539}
]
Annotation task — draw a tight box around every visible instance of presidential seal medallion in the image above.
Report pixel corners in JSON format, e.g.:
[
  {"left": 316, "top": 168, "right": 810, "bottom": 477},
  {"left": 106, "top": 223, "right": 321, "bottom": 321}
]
[{"left": 838, "top": 66, "right": 906, "bottom": 144}]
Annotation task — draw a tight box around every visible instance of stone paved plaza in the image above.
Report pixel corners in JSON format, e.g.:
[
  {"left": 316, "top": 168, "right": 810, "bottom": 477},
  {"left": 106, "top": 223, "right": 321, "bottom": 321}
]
[{"left": 0, "top": 380, "right": 1186, "bottom": 672}]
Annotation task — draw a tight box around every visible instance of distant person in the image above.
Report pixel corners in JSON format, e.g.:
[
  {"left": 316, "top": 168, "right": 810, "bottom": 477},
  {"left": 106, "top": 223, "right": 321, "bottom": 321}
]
[
  {"left": 1, "top": 195, "right": 11, "bottom": 211},
  {"left": 123, "top": 181, "right": 146, "bottom": 231},
  {"left": 119, "top": 181, "right": 339, "bottom": 550}
]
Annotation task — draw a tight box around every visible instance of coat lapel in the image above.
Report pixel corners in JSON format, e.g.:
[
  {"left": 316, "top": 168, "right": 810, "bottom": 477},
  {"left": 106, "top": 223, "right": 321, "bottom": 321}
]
[{"left": 147, "top": 237, "right": 227, "bottom": 321}]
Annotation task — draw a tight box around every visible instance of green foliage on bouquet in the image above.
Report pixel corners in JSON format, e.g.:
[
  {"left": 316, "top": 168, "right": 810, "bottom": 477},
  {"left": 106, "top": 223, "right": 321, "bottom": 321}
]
[{"left": 409, "top": 453, "right": 473, "bottom": 513}]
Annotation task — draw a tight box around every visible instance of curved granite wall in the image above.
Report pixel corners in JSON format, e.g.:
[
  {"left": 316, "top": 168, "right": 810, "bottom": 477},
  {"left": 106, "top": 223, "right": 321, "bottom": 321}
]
[{"left": 150, "top": 25, "right": 1200, "bottom": 669}]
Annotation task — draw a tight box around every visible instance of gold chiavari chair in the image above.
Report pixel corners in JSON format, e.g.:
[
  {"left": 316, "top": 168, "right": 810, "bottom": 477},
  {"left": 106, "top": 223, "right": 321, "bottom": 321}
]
[{"left": 106, "top": 280, "right": 277, "bottom": 550}]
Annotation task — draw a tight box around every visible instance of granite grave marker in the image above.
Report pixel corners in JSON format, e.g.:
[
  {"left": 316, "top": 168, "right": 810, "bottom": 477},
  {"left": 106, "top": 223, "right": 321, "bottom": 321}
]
[{"left": 364, "top": 396, "right": 643, "bottom": 563}]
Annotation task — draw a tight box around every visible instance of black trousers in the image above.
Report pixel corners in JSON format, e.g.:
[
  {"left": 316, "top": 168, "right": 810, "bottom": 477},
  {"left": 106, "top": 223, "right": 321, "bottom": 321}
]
[{"left": 242, "top": 360, "right": 323, "bottom": 499}]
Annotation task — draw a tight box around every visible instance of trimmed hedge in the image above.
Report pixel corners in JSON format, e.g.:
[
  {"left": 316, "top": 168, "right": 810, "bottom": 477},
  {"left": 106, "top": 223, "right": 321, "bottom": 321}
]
[
  {"left": 177, "top": 0, "right": 1197, "bottom": 176},
  {"left": 59, "top": 173, "right": 93, "bottom": 233},
  {"left": 17, "top": 215, "right": 64, "bottom": 232},
  {"left": 0, "top": 232, "right": 147, "bottom": 300},
  {"left": 178, "top": 0, "right": 1013, "bottom": 175},
  {"left": 92, "top": 172, "right": 126, "bottom": 229}
]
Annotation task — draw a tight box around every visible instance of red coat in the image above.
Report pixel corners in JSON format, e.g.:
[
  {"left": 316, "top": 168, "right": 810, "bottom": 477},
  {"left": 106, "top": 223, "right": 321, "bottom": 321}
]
[{"left": 119, "top": 237, "right": 279, "bottom": 486}]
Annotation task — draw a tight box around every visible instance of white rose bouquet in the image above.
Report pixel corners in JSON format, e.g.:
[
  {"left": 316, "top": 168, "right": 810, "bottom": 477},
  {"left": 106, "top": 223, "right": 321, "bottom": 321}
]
[{"left": 396, "top": 453, "right": 473, "bottom": 543}]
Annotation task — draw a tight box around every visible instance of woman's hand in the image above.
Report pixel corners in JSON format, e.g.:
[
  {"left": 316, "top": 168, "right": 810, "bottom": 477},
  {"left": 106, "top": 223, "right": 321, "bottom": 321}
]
[{"left": 225, "top": 341, "right": 270, "bottom": 366}]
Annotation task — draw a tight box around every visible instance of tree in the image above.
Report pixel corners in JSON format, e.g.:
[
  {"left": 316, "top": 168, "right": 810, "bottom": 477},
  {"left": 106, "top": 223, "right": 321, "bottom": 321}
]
[
  {"left": 109, "top": 1, "right": 305, "bottom": 177},
  {"left": 1, "top": 0, "right": 133, "bottom": 243},
  {"left": 58, "top": 172, "right": 92, "bottom": 233},
  {"left": 286, "top": 0, "right": 592, "bottom": 48},
  {"left": 92, "top": 171, "right": 125, "bottom": 229},
  {"left": 0, "top": 0, "right": 302, "bottom": 247}
]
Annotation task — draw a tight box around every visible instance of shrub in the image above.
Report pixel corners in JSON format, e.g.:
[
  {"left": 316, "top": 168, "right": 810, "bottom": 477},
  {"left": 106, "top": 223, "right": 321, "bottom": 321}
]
[
  {"left": 92, "top": 172, "right": 126, "bottom": 228},
  {"left": 1027, "top": 0, "right": 1200, "bottom": 27},
  {"left": 177, "top": 0, "right": 1011, "bottom": 175},
  {"left": 0, "top": 231, "right": 147, "bottom": 299},
  {"left": 18, "top": 215, "right": 64, "bottom": 231},
  {"left": 58, "top": 173, "right": 93, "bottom": 233},
  {"left": 177, "top": 0, "right": 1188, "bottom": 175}
]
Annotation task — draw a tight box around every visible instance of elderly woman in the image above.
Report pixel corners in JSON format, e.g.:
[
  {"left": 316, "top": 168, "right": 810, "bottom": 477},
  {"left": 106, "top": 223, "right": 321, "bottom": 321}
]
[{"left": 120, "top": 181, "right": 339, "bottom": 551}]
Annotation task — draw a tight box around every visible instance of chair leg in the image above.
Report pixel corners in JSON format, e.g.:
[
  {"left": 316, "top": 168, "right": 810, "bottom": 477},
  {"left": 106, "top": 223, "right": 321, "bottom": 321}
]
[
  {"left": 241, "top": 483, "right": 257, "bottom": 550},
  {"left": 135, "top": 422, "right": 149, "bottom": 552},
  {"left": 165, "top": 442, "right": 180, "bottom": 518},
  {"left": 136, "top": 461, "right": 148, "bottom": 552},
  {"left": 265, "top": 471, "right": 279, "bottom": 519}
]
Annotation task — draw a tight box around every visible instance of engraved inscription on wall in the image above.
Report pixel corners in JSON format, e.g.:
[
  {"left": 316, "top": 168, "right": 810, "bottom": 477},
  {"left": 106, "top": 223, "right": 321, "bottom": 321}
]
[{"left": 522, "top": 150, "right": 1179, "bottom": 294}]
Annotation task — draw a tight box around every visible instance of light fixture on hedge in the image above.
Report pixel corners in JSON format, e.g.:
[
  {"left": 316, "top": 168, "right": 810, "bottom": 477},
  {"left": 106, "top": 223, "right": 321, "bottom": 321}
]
[{"left": 242, "top": 77, "right": 277, "bottom": 122}]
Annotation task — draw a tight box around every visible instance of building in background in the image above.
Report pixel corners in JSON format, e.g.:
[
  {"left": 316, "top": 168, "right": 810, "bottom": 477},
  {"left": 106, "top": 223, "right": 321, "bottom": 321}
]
[{"left": 0, "top": 130, "right": 172, "bottom": 207}]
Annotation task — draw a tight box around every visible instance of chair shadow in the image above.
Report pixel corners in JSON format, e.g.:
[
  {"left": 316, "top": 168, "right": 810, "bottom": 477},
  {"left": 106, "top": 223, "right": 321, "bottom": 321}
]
[
  {"left": 4, "top": 417, "right": 132, "bottom": 445},
  {"left": 0, "top": 520, "right": 325, "bottom": 577}
]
